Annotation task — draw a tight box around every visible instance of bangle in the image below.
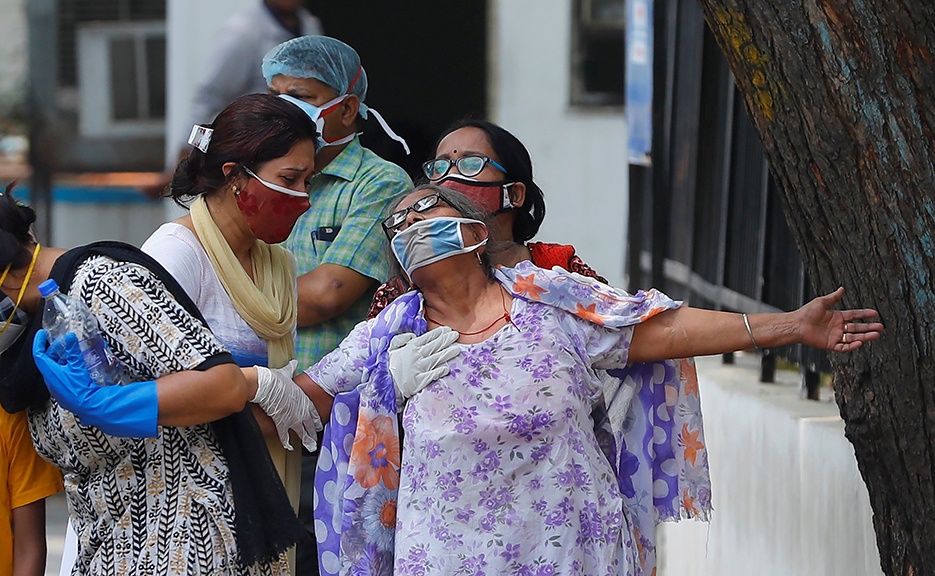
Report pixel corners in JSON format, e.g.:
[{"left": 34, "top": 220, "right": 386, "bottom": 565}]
[{"left": 742, "top": 313, "right": 761, "bottom": 351}]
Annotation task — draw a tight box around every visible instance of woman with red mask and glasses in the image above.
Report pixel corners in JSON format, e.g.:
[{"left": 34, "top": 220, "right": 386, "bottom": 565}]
[
  {"left": 304, "top": 184, "right": 881, "bottom": 575},
  {"left": 5, "top": 94, "right": 321, "bottom": 576},
  {"left": 368, "top": 120, "right": 604, "bottom": 317}
]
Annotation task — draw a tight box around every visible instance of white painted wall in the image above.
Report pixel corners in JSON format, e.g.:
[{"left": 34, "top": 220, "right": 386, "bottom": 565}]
[
  {"left": 489, "top": 0, "right": 629, "bottom": 287},
  {"left": 658, "top": 354, "right": 883, "bottom": 576},
  {"left": 163, "top": 0, "right": 253, "bottom": 221},
  {"left": 50, "top": 197, "right": 166, "bottom": 249},
  {"left": 0, "top": 0, "right": 26, "bottom": 109},
  {"left": 165, "top": 0, "right": 254, "bottom": 168}
]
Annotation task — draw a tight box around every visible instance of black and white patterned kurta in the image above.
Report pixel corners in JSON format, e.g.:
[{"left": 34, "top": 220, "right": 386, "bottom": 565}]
[{"left": 28, "top": 256, "right": 287, "bottom": 575}]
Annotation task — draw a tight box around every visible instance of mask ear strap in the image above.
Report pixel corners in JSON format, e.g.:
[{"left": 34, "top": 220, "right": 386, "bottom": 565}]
[
  {"left": 366, "top": 107, "right": 410, "bottom": 155},
  {"left": 0, "top": 243, "right": 40, "bottom": 334}
]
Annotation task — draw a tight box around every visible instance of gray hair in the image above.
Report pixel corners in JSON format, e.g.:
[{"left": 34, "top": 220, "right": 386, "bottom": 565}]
[{"left": 385, "top": 183, "right": 494, "bottom": 280}]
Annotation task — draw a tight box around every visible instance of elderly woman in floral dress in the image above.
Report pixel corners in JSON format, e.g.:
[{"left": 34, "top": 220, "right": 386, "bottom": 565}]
[{"left": 288, "top": 184, "right": 882, "bottom": 576}]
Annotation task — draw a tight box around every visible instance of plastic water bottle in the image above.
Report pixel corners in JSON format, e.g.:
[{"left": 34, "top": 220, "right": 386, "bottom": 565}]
[{"left": 39, "top": 279, "right": 121, "bottom": 386}]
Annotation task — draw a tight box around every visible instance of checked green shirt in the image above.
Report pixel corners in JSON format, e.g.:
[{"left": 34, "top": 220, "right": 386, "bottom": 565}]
[{"left": 286, "top": 138, "right": 412, "bottom": 368}]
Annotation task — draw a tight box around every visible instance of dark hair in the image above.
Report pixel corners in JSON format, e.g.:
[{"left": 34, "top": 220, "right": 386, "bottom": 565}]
[
  {"left": 0, "top": 182, "right": 37, "bottom": 273},
  {"left": 435, "top": 120, "right": 546, "bottom": 242},
  {"left": 386, "top": 183, "right": 494, "bottom": 280},
  {"left": 168, "top": 94, "right": 319, "bottom": 206}
]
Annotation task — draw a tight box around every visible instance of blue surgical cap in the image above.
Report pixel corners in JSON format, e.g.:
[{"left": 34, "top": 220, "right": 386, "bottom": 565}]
[{"left": 262, "top": 35, "right": 370, "bottom": 118}]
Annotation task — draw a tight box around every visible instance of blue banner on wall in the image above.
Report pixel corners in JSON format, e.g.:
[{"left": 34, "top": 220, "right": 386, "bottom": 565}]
[{"left": 626, "top": 0, "right": 653, "bottom": 166}]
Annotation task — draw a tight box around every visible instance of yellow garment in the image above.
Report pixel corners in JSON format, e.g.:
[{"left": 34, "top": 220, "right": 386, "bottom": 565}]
[
  {"left": 189, "top": 196, "right": 297, "bottom": 366},
  {"left": 189, "top": 197, "right": 303, "bottom": 511},
  {"left": 1, "top": 408, "right": 64, "bottom": 576}
]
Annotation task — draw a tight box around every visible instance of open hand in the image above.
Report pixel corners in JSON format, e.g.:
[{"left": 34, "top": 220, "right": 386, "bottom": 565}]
[{"left": 795, "top": 287, "right": 884, "bottom": 352}]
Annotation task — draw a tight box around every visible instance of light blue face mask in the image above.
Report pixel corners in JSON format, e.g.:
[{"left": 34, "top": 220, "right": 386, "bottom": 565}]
[
  {"left": 391, "top": 217, "right": 488, "bottom": 277},
  {"left": 278, "top": 94, "right": 356, "bottom": 149},
  {"left": 278, "top": 93, "right": 410, "bottom": 154}
]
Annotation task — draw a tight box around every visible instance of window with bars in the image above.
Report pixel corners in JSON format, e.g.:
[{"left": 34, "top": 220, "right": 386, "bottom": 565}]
[
  {"left": 59, "top": 0, "right": 167, "bottom": 137},
  {"left": 58, "top": 0, "right": 166, "bottom": 87},
  {"left": 570, "top": 0, "right": 626, "bottom": 107}
]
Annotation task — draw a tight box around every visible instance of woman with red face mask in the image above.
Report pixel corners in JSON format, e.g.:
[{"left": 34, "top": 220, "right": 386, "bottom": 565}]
[
  {"left": 368, "top": 120, "right": 604, "bottom": 318},
  {"left": 141, "top": 93, "right": 321, "bottom": 515},
  {"left": 14, "top": 93, "right": 321, "bottom": 576}
]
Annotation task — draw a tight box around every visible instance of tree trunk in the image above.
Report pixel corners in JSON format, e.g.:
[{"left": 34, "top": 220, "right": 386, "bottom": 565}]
[{"left": 695, "top": 1, "right": 935, "bottom": 573}]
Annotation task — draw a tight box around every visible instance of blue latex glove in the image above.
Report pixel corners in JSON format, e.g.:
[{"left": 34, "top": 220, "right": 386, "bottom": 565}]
[{"left": 33, "top": 329, "right": 158, "bottom": 438}]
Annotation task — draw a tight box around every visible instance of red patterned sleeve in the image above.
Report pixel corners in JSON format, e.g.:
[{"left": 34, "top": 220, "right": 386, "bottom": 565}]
[
  {"left": 367, "top": 276, "right": 411, "bottom": 319},
  {"left": 528, "top": 242, "right": 609, "bottom": 284},
  {"left": 568, "top": 255, "right": 608, "bottom": 284}
]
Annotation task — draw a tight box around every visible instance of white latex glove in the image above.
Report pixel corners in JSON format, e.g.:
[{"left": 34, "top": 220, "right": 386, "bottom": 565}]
[
  {"left": 389, "top": 326, "right": 462, "bottom": 401},
  {"left": 252, "top": 360, "right": 322, "bottom": 452}
]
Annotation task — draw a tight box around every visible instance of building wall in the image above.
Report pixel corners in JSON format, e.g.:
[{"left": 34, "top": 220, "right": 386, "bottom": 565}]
[
  {"left": 162, "top": 0, "right": 253, "bottom": 219},
  {"left": 658, "top": 355, "right": 883, "bottom": 576},
  {"left": 488, "top": 0, "right": 628, "bottom": 287},
  {"left": 165, "top": 0, "right": 253, "bottom": 168},
  {"left": 0, "top": 0, "right": 26, "bottom": 117}
]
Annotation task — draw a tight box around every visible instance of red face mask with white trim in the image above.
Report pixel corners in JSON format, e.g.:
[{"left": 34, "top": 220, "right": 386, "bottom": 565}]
[
  {"left": 236, "top": 167, "right": 310, "bottom": 244},
  {"left": 437, "top": 175, "right": 516, "bottom": 216}
]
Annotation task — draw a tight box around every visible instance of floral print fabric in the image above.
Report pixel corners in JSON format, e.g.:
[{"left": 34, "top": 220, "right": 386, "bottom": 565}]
[{"left": 310, "top": 262, "right": 710, "bottom": 576}]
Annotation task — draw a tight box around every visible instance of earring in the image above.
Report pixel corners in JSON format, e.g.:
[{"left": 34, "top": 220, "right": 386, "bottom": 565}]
[
  {"left": 231, "top": 186, "right": 239, "bottom": 196},
  {"left": 477, "top": 252, "right": 483, "bottom": 265}
]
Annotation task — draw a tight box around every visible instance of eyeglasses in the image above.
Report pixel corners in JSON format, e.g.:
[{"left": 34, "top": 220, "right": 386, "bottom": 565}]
[
  {"left": 382, "top": 192, "right": 446, "bottom": 237},
  {"left": 422, "top": 155, "right": 507, "bottom": 181}
]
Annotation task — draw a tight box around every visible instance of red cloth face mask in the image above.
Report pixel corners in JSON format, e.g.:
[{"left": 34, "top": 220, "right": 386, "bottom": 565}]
[
  {"left": 437, "top": 175, "right": 515, "bottom": 216},
  {"left": 236, "top": 169, "right": 310, "bottom": 244}
]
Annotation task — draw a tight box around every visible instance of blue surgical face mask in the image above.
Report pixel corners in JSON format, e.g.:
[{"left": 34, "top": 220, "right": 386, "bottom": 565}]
[
  {"left": 278, "top": 94, "right": 356, "bottom": 149},
  {"left": 391, "top": 217, "right": 488, "bottom": 277}
]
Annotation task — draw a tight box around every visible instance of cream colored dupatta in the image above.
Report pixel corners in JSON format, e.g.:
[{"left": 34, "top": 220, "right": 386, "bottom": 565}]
[{"left": 190, "top": 196, "right": 303, "bottom": 514}]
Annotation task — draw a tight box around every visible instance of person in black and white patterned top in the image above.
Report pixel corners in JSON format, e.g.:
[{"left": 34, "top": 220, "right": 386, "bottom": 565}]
[{"left": 0, "top": 96, "right": 323, "bottom": 576}]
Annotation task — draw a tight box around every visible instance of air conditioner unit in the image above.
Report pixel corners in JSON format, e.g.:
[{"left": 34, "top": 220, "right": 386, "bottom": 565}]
[{"left": 77, "top": 21, "right": 166, "bottom": 138}]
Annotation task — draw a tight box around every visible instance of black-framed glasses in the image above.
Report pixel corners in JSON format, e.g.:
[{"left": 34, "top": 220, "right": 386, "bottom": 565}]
[
  {"left": 422, "top": 155, "right": 507, "bottom": 181},
  {"left": 382, "top": 192, "right": 446, "bottom": 236}
]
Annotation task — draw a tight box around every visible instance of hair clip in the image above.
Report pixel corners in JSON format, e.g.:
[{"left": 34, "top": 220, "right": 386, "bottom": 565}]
[{"left": 188, "top": 125, "right": 214, "bottom": 153}]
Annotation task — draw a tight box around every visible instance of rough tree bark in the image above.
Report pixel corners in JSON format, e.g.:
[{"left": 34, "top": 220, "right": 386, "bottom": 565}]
[{"left": 696, "top": 1, "right": 935, "bottom": 574}]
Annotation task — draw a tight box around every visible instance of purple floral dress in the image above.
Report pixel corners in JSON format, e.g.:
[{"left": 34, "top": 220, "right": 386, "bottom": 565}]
[
  {"left": 312, "top": 300, "right": 637, "bottom": 574},
  {"left": 308, "top": 262, "right": 710, "bottom": 576},
  {"left": 397, "top": 297, "right": 639, "bottom": 575}
]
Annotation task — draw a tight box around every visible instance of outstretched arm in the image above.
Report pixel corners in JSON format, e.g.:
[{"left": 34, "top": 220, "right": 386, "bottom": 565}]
[{"left": 628, "top": 287, "right": 883, "bottom": 363}]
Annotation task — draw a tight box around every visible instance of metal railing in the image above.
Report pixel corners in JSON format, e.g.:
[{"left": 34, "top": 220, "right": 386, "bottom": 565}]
[{"left": 626, "top": 0, "right": 830, "bottom": 399}]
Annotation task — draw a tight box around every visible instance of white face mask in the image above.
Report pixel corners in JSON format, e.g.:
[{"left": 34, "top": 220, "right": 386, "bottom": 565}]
[
  {"left": 278, "top": 94, "right": 356, "bottom": 149},
  {"left": 390, "top": 217, "right": 488, "bottom": 277}
]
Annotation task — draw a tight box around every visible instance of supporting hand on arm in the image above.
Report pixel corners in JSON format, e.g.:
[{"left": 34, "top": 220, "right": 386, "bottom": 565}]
[
  {"left": 33, "top": 330, "right": 158, "bottom": 437},
  {"left": 251, "top": 360, "right": 322, "bottom": 452}
]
